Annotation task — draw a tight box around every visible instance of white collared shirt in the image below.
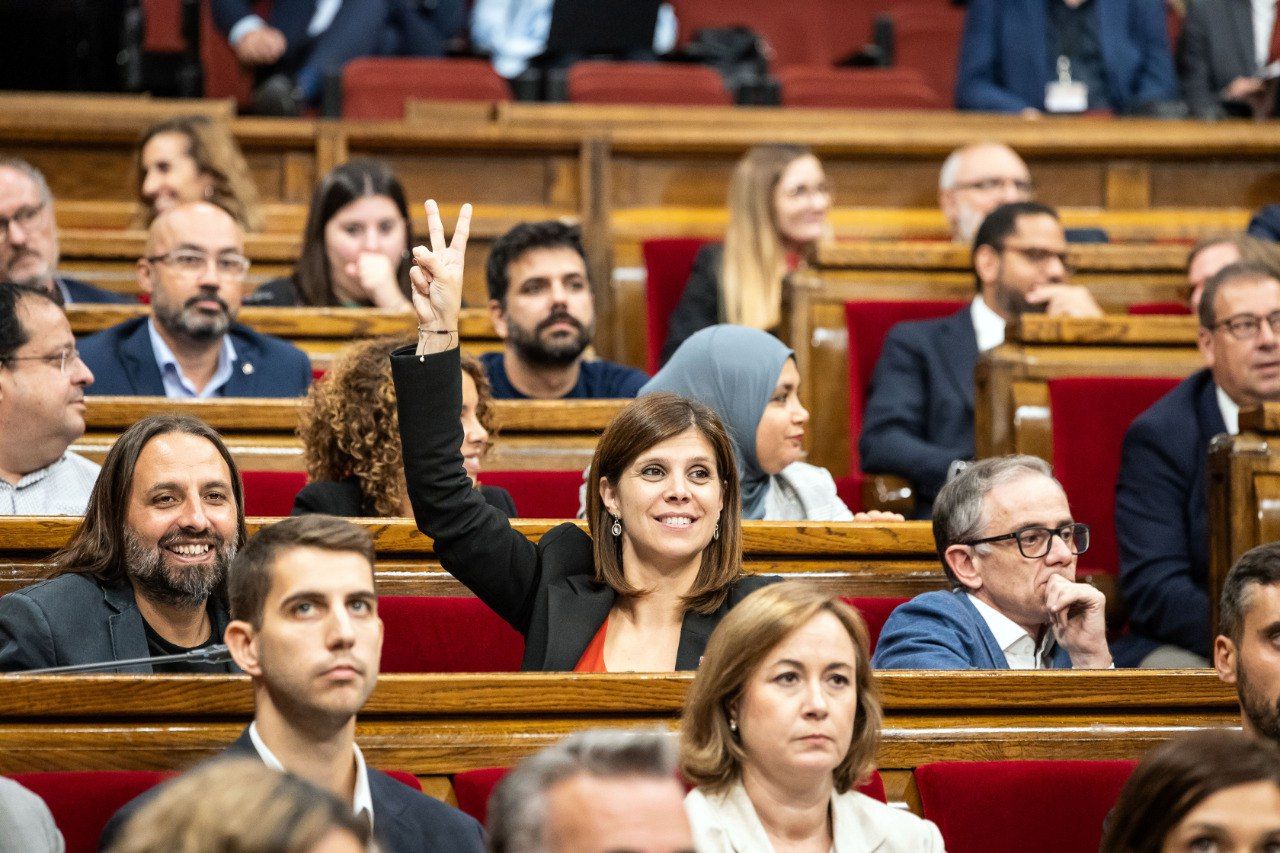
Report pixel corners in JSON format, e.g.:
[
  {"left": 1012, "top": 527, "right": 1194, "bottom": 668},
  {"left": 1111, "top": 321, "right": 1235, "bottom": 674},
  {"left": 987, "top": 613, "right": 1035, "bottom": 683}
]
[
  {"left": 229, "top": 0, "right": 343, "bottom": 44},
  {"left": 146, "top": 319, "right": 238, "bottom": 399},
  {"left": 1216, "top": 384, "right": 1241, "bottom": 436},
  {"left": 970, "top": 295, "right": 1007, "bottom": 353},
  {"left": 1253, "top": 0, "right": 1277, "bottom": 69},
  {"left": 0, "top": 451, "right": 99, "bottom": 516},
  {"left": 248, "top": 722, "right": 374, "bottom": 830},
  {"left": 967, "top": 593, "right": 1056, "bottom": 670}
]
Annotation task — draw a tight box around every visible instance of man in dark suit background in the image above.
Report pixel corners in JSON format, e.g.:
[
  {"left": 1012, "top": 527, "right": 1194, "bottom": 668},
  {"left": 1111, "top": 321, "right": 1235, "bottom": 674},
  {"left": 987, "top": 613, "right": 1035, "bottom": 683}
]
[
  {"left": 103, "top": 515, "right": 485, "bottom": 851},
  {"left": 212, "top": 0, "right": 466, "bottom": 114},
  {"left": 859, "top": 201, "right": 1102, "bottom": 516},
  {"left": 1117, "top": 262, "right": 1280, "bottom": 667},
  {"left": 79, "top": 201, "right": 311, "bottom": 398},
  {"left": 0, "top": 158, "right": 132, "bottom": 305},
  {"left": 1180, "top": 0, "right": 1280, "bottom": 120},
  {"left": 955, "top": 0, "right": 1179, "bottom": 115}
]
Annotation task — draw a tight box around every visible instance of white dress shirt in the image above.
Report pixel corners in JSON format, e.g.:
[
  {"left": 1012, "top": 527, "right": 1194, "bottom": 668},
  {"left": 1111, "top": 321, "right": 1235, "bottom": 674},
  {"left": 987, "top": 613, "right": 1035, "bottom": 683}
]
[
  {"left": 248, "top": 721, "right": 374, "bottom": 829},
  {"left": 1216, "top": 384, "right": 1242, "bottom": 436},
  {"left": 1253, "top": 0, "right": 1277, "bottom": 69},
  {"left": 970, "top": 294, "right": 1007, "bottom": 353},
  {"left": 146, "top": 319, "right": 238, "bottom": 399},
  {"left": 967, "top": 593, "right": 1056, "bottom": 669},
  {"left": 0, "top": 452, "right": 100, "bottom": 516},
  {"left": 229, "top": 0, "right": 343, "bottom": 45}
]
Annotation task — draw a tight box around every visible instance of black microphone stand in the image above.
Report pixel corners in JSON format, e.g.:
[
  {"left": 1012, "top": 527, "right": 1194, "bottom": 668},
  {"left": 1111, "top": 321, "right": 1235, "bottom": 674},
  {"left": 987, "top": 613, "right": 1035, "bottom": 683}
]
[{"left": 16, "top": 644, "right": 233, "bottom": 675}]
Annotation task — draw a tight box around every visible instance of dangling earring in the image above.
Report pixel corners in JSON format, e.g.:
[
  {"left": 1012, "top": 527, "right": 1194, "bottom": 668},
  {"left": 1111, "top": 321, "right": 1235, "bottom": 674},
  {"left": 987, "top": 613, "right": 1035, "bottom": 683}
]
[
  {"left": 610, "top": 514, "right": 622, "bottom": 537},
  {"left": 712, "top": 521, "right": 720, "bottom": 541}
]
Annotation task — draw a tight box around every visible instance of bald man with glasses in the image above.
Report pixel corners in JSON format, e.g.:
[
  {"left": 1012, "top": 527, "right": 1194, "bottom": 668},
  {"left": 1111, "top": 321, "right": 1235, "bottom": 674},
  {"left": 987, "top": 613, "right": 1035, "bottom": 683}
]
[
  {"left": 79, "top": 202, "right": 311, "bottom": 398},
  {"left": 1118, "top": 262, "right": 1280, "bottom": 668}
]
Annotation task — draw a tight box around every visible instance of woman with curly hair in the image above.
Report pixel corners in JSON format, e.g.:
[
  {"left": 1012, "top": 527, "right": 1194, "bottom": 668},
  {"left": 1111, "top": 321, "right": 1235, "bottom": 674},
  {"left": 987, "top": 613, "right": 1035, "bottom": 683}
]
[
  {"left": 136, "top": 115, "right": 263, "bottom": 232},
  {"left": 294, "top": 336, "right": 515, "bottom": 518}
]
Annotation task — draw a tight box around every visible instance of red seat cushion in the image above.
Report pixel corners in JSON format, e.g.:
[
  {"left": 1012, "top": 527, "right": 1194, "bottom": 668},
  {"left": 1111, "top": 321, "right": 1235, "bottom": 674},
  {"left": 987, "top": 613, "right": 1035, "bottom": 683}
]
[
  {"left": 641, "top": 237, "right": 714, "bottom": 373},
  {"left": 476, "top": 470, "right": 585, "bottom": 518},
  {"left": 915, "top": 760, "right": 1137, "bottom": 853},
  {"left": 343, "top": 57, "right": 511, "bottom": 120},
  {"left": 840, "top": 596, "right": 909, "bottom": 652},
  {"left": 779, "top": 66, "right": 945, "bottom": 110},
  {"left": 567, "top": 61, "right": 731, "bottom": 106},
  {"left": 10, "top": 770, "right": 174, "bottom": 853},
  {"left": 453, "top": 766, "right": 509, "bottom": 825},
  {"left": 378, "top": 596, "right": 525, "bottom": 673},
  {"left": 1128, "top": 301, "right": 1192, "bottom": 315},
  {"left": 1047, "top": 377, "right": 1181, "bottom": 576},
  {"left": 240, "top": 470, "right": 308, "bottom": 517},
  {"left": 142, "top": 0, "right": 185, "bottom": 53}
]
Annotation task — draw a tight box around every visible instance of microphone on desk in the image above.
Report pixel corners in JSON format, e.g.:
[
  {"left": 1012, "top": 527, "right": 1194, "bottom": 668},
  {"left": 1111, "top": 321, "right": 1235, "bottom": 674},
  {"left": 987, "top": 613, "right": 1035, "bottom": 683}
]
[{"left": 15, "top": 644, "right": 234, "bottom": 675}]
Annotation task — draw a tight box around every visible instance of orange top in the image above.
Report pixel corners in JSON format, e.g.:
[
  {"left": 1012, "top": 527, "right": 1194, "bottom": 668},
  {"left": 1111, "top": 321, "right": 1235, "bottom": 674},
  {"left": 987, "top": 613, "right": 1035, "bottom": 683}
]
[{"left": 574, "top": 617, "right": 609, "bottom": 673}]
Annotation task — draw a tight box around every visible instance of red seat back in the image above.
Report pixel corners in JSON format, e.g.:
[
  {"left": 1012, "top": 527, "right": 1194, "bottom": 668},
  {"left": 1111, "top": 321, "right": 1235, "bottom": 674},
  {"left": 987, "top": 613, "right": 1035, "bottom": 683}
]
[
  {"left": 240, "top": 470, "right": 308, "bottom": 517},
  {"left": 840, "top": 596, "right": 909, "bottom": 652},
  {"left": 10, "top": 770, "right": 173, "bottom": 853},
  {"left": 567, "top": 61, "right": 731, "bottom": 106},
  {"left": 476, "top": 470, "right": 584, "bottom": 518},
  {"left": 915, "top": 760, "right": 1137, "bottom": 853},
  {"left": 342, "top": 57, "right": 511, "bottom": 119},
  {"left": 779, "top": 66, "right": 944, "bottom": 110},
  {"left": 1048, "top": 377, "right": 1181, "bottom": 576},
  {"left": 883, "top": 3, "right": 967, "bottom": 107},
  {"left": 142, "top": 0, "right": 185, "bottom": 53},
  {"left": 641, "top": 237, "right": 714, "bottom": 372},
  {"left": 378, "top": 596, "right": 525, "bottom": 672},
  {"left": 384, "top": 770, "right": 422, "bottom": 790},
  {"left": 200, "top": 1, "right": 269, "bottom": 103},
  {"left": 1128, "top": 301, "right": 1192, "bottom": 315},
  {"left": 671, "top": 0, "right": 860, "bottom": 68}
]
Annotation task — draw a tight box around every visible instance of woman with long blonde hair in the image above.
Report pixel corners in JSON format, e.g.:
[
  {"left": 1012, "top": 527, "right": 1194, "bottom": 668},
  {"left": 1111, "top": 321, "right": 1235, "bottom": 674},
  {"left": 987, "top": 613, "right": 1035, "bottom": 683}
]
[{"left": 136, "top": 115, "right": 262, "bottom": 232}]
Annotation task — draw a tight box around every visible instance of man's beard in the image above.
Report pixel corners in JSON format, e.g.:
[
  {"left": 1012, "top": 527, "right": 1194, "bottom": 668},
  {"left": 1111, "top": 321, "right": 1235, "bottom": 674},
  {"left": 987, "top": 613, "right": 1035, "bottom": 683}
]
[
  {"left": 154, "top": 292, "right": 233, "bottom": 342},
  {"left": 1238, "top": 661, "right": 1280, "bottom": 744},
  {"left": 124, "top": 528, "right": 235, "bottom": 608},
  {"left": 508, "top": 309, "right": 592, "bottom": 367},
  {"left": 993, "top": 279, "right": 1046, "bottom": 319},
  {"left": 954, "top": 202, "right": 987, "bottom": 244}
]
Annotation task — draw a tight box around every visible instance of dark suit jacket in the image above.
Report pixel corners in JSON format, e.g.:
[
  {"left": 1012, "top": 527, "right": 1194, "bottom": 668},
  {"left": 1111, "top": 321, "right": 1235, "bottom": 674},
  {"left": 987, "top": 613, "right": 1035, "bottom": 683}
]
[
  {"left": 78, "top": 317, "right": 312, "bottom": 398},
  {"left": 1179, "top": 0, "right": 1265, "bottom": 119},
  {"left": 662, "top": 242, "right": 723, "bottom": 365},
  {"left": 1116, "top": 368, "right": 1225, "bottom": 661},
  {"left": 293, "top": 476, "right": 517, "bottom": 518},
  {"left": 0, "top": 574, "right": 232, "bottom": 673},
  {"left": 873, "top": 589, "right": 1072, "bottom": 670},
  {"left": 59, "top": 275, "right": 134, "bottom": 305},
  {"left": 391, "top": 346, "right": 777, "bottom": 671},
  {"left": 955, "top": 0, "right": 1178, "bottom": 113},
  {"left": 101, "top": 728, "right": 484, "bottom": 852},
  {"left": 858, "top": 306, "right": 979, "bottom": 517}
]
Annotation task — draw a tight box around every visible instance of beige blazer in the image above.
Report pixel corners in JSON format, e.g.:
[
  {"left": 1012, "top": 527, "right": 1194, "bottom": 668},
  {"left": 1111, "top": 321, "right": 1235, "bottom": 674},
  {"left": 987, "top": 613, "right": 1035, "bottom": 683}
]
[{"left": 685, "top": 782, "right": 945, "bottom": 852}]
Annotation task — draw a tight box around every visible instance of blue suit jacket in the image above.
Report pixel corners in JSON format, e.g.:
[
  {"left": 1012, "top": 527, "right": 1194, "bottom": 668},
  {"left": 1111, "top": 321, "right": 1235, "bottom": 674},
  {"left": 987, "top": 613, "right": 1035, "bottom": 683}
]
[
  {"left": 212, "top": 0, "right": 465, "bottom": 59},
  {"left": 213, "top": 0, "right": 330, "bottom": 48},
  {"left": 60, "top": 276, "right": 134, "bottom": 305},
  {"left": 79, "top": 317, "right": 311, "bottom": 398},
  {"left": 1115, "top": 369, "right": 1223, "bottom": 661},
  {"left": 858, "top": 306, "right": 978, "bottom": 517},
  {"left": 873, "top": 589, "right": 1072, "bottom": 670},
  {"left": 955, "top": 0, "right": 1178, "bottom": 113}
]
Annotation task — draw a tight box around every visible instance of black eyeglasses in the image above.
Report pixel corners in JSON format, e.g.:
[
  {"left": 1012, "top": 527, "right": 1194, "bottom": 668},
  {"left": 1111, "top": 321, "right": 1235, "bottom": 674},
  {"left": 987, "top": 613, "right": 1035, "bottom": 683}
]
[
  {"left": 953, "top": 177, "right": 1035, "bottom": 194},
  {"left": 962, "top": 523, "right": 1090, "bottom": 559},
  {"left": 0, "top": 200, "right": 47, "bottom": 234},
  {"left": 1000, "top": 243, "right": 1074, "bottom": 274}
]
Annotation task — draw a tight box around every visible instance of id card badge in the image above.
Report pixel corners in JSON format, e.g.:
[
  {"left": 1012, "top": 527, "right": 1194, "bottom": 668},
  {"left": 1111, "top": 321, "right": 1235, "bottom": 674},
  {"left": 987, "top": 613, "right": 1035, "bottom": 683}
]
[{"left": 1045, "top": 56, "right": 1088, "bottom": 113}]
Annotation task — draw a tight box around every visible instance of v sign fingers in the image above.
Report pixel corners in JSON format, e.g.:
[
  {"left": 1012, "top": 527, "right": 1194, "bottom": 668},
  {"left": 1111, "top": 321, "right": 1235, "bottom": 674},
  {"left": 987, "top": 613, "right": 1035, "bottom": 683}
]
[{"left": 411, "top": 201, "right": 473, "bottom": 336}]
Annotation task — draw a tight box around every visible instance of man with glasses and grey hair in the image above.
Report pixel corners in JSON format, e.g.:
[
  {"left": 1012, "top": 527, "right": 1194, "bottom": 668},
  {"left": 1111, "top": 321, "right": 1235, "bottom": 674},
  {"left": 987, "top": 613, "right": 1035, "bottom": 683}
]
[
  {"left": 0, "top": 158, "right": 132, "bottom": 304},
  {"left": 487, "top": 728, "right": 695, "bottom": 853},
  {"left": 0, "top": 283, "right": 98, "bottom": 515},
  {"left": 78, "top": 201, "right": 310, "bottom": 398},
  {"left": 1118, "top": 262, "right": 1280, "bottom": 668},
  {"left": 873, "top": 454, "right": 1112, "bottom": 670}
]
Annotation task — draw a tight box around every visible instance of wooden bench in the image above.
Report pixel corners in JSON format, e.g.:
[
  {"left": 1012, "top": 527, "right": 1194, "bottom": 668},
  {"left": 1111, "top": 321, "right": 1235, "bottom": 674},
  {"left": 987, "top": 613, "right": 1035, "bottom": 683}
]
[
  {"left": 0, "top": 517, "right": 944, "bottom": 600},
  {"left": 69, "top": 395, "right": 624, "bottom": 473},
  {"left": 975, "top": 315, "right": 1203, "bottom": 463},
  {"left": 0, "top": 670, "right": 1239, "bottom": 808}
]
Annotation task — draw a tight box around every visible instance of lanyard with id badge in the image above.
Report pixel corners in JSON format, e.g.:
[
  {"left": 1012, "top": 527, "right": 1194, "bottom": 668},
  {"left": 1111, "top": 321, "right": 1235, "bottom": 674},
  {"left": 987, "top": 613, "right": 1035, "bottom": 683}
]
[{"left": 1045, "top": 56, "right": 1088, "bottom": 113}]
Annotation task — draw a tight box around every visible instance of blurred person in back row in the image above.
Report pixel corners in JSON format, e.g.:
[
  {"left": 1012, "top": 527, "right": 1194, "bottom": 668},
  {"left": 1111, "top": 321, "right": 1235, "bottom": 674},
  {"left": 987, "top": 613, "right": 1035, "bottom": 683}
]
[{"left": 135, "top": 116, "right": 262, "bottom": 232}]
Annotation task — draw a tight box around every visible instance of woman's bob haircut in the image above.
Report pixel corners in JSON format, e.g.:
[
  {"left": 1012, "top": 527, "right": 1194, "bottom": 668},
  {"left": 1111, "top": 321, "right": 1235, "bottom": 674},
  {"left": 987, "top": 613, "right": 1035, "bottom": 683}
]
[{"left": 680, "top": 582, "right": 881, "bottom": 794}]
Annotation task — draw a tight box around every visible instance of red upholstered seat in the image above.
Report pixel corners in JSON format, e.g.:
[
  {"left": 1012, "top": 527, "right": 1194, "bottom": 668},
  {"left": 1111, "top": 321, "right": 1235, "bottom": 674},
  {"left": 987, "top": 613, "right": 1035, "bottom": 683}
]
[
  {"left": 384, "top": 769, "right": 423, "bottom": 790},
  {"left": 567, "top": 61, "right": 731, "bottom": 106},
  {"left": 240, "top": 470, "right": 308, "bottom": 517},
  {"left": 1047, "top": 376, "right": 1181, "bottom": 577},
  {"left": 843, "top": 300, "right": 967, "bottom": 510},
  {"left": 200, "top": 0, "right": 268, "bottom": 103},
  {"left": 1128, "top": 301, "right": 1192, "bottom": 315},
  {"left": 779, "top": 66, "right": 944, "bottom": 110},
  {"left": 840, "top": 596, "right": 909, "bottom": 652},
  {"left": 915, "top": 760, "right": 1137, "bottom": 853},
  {"left": 883, "top": 2, "right": 967, "bottom": 108},
  {"left": 672, "top": 0, "right": 862, "bottom": 68},
  {"left": 476, "top": 470, "right": 584, "bottom": 518},
  {"left": 379, "top": 596, "right": 525, "bottom": 673},
  {"left": 641, "top": 237, "right": 714, "bottom": 373},
  {"left": 142, "top": 0, "right": 185, "bottom": 53},
  {"left": 10, "top": 770, "right": 174, "bottom": 853},
  {"left": 342, "top": 58, "right": 511, "bottom": 119}
]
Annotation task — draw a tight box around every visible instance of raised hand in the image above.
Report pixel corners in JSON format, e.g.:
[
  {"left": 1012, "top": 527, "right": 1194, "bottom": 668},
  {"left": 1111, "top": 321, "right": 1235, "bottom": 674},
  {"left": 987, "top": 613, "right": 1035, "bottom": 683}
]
[{"left": 410, "top": 200, "right": 472, "bottom": 354}]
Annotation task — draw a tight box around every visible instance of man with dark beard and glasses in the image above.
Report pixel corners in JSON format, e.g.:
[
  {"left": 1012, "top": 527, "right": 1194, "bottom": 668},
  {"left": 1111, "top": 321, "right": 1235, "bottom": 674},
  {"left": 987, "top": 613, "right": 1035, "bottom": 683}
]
[
  {"left": 482, "top": 221, "right": 647, "bottom": 399},
  {"left": 78, "top": 201, "right": 310, "bottom": 397},
  {"left": 860, "top": 201, "right": 1102, "bottom": 516},
  {"left": 1217, "top": 542, "right": 1280, "bottom": 743},
  {"left": 0, "top": 415, "right": 246, "bottom": 672}
]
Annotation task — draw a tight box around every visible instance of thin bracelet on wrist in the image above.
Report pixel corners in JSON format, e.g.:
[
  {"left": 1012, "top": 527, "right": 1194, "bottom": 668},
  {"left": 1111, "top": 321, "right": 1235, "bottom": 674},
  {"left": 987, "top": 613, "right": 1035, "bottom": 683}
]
[{"left": 417, "top": 326, "right": 458, "bottom": 334}]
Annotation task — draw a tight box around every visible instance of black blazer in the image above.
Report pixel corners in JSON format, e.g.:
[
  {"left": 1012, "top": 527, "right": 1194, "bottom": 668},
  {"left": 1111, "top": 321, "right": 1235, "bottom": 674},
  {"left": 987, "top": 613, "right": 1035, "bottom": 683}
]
[
  {"left": 1179, "top": 0, "right": 1266, "bottom": 119},
  {"left": 101, "top": 727, "right": 483, "bottom": 852},
  {"left": 858, "top": 306, "right": 979, "bottom": 516},
  {"left": 662, "top": 242, "right": 724, "bottom": 365},
  {"left": 293, "top": 476, "right": 517, "bottom": 518},
  {"left": 391, "top": 346, "right": 776, "bottom": 671},
  {"left": 60, "top": 275, "right": 134, "bottom": 305},
  {"left": 243, "top": 276, "right": 300, "bottom": 306}
]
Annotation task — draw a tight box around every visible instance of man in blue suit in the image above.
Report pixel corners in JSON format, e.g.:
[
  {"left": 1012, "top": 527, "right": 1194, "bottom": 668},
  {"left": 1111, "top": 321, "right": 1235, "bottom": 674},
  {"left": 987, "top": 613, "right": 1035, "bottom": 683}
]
[
  {"left": 1117, "top": 262, "right": 1280, "bottom": 667},
  {"left": 859, "top": 201, "right": 1102, "bottom": 516},
  {"left": 874, "top": 455, "right": 1113, "bottom": 670},
  {"left": 79, "top": 202, "right": 311, "bottom": 399},
  {"left": 213, "top": 0, "right": 466, "bottom": 114},
  {"left": 955, "top": 0, "right": 1179, "bottom": 115}
]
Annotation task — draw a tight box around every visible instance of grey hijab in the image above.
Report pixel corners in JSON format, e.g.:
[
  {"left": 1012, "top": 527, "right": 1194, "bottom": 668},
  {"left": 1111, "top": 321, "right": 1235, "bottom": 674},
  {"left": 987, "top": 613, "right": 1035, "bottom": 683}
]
[{"left": 640, "top": 325, "right": 793, "bottom": 520}]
